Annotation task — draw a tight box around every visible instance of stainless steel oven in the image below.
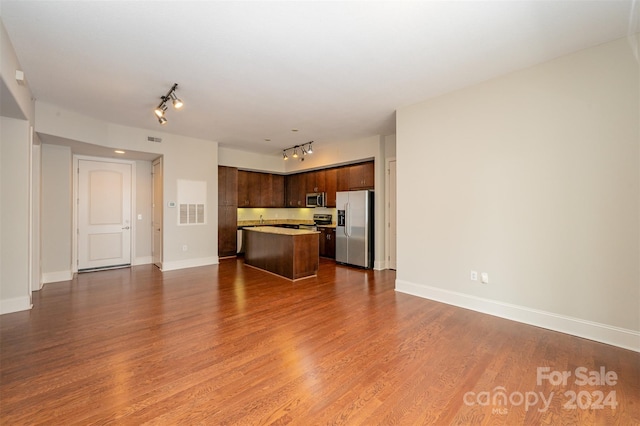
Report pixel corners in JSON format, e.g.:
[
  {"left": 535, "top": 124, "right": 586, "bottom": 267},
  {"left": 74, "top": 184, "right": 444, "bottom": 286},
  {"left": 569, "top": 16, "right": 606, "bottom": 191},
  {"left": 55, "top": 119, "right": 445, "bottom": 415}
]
[{"left": 298, "top": 224, "right": 318, "bottom": 231}]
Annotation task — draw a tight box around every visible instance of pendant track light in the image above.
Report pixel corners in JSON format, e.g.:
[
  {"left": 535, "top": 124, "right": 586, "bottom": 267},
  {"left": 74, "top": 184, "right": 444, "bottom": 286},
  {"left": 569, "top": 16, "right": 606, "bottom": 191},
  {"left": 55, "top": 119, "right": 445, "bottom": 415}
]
[
  {"left": 282, "top": 141, "right": 314, "bottom": 161},
  {"left": 170, "top": 91, "right": 183, "bottom": 109},
  {"left": 153, "top": 83, "right": 184, "bottom": 125},
  {"left": 154, "top": 104, "right": 167, "bottom": 118}
]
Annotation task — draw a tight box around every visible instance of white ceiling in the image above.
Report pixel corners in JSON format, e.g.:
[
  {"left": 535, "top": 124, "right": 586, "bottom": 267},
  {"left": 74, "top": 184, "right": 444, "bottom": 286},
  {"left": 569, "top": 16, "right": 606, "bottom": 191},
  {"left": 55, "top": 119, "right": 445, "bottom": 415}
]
[{"left": 0, "top": 1, "right": 635, "bottom": 156}]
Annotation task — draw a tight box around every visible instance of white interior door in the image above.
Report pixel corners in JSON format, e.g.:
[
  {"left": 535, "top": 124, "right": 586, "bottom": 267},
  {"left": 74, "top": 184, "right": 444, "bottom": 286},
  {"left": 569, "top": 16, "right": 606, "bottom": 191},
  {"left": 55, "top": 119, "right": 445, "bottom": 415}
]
[
  {"left": 152, "top": 157, "right": 163, "bottom": 268},
  {"left": 78, "top": 159, "right": 132, "bottom": 271},
  {"left": 389, "top": 160, "right": 397, "bottom": 270}
]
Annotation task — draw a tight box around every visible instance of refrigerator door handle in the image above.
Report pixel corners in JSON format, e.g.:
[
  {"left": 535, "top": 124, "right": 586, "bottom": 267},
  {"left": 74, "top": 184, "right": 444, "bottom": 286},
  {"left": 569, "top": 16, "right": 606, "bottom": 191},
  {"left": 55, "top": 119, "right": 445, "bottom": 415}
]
[{"left": 346, "top": 202, "right": 351, "bottom": 237}]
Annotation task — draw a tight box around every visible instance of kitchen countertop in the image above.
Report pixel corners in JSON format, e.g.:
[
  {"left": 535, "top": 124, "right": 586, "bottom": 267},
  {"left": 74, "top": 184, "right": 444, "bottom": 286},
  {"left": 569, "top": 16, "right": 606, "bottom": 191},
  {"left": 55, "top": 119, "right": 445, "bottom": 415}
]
[
  {"left": 238, "top": 219, "right": 314, "bottom": 227},
  {"left": 243, "top": 226, "right": 319, "bottom": 236}
]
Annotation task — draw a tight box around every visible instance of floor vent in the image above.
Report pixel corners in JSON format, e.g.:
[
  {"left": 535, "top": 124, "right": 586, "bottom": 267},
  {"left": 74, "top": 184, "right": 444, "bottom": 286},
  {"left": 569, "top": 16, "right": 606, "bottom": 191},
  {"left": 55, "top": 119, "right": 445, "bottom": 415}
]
[{"left": 147, "top": 136, "right": 162, "bottom": 143}]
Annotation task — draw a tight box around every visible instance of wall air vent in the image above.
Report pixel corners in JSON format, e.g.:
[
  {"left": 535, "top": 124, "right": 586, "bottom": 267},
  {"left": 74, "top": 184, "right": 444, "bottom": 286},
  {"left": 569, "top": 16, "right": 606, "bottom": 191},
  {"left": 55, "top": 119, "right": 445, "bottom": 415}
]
[{"left": 147, "top": 136, "right": 162, "bottom": 143}]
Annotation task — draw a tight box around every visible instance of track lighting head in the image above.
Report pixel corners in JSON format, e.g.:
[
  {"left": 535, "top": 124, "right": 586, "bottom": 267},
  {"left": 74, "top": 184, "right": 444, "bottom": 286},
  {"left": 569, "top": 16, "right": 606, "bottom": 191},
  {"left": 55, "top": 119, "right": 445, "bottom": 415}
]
[
  {"left": 153, "top": 83, "right": 183, "bottom": 124},
  {"left": 281, "top": 141, "right": 315, "bottom": 161},
  {"left": 170, "top": 92, "right": 183, "bottom": 109},
  {"left": 154, "top": 104, "right": 167, "bottom": 118}
]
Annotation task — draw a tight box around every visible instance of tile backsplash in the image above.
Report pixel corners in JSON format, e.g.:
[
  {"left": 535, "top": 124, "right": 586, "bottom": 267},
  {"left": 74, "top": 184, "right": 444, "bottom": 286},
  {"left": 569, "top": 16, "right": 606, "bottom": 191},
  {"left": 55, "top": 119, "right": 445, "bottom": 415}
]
[{"left": 237, "top": 207, "right": 336, "bottom": 223}]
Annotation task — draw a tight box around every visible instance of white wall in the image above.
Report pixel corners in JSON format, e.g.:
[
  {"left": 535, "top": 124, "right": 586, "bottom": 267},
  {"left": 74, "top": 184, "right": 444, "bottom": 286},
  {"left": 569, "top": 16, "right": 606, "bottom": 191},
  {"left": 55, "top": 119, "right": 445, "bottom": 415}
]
[
  {"left": 384, "top": 134, "right": 396, "bottom": 159},
  {"left": 135, "top": 160, "right": 152, "bottom": 264},
  {"left": 0, "top": 20, "right": 36, "bottom": 314},
  {"left": 396, "top": 37, "right": 639, "bottom": 351},
  {"left": 41, "top": 144, "right": 73, "bottom": 283},
  {"left": 0, "top": 117, "right": 32, "bottom": 313},
  {"left": 36, "top": 102, "right": 219, "bottom": 274},
  {"left": 219, "top": 147, "right": 285, "bottom": 173},
  {"left": 0, "top": 21, "right": 34, "bottom": 120}
]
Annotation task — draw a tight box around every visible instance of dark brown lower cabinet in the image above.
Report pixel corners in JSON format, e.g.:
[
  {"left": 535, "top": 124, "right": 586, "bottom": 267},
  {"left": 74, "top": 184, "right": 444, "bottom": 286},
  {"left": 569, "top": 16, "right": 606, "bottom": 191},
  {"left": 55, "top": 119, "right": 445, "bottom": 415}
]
[
  {"left": 244, "top": 228, "right": 319, "bottom": 280},
  {"left": 319, "top": 227, "right": 336, "bottom": 259},
  {"left": 218, "top": 206, "right": 237, "bottom": 257}
]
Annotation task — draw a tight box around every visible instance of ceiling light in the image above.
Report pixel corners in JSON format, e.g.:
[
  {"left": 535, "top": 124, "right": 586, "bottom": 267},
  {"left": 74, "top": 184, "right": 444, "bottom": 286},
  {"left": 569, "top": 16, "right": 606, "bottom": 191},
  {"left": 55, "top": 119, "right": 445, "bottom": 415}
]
[
  {"left": 114, "top": 150, "right": 125, "bottom": 154},
  {"left": 153, "top": 83, "right": 183, "bottom": 124},
  {"left": 281, "top": 141, "right": 314, "bottom": 161},
  {"left": 170, "top": 91, "right": 183, "bottom": 109},
  {"left": 154, "top": 104, "right": 167, "bottom": 117}
]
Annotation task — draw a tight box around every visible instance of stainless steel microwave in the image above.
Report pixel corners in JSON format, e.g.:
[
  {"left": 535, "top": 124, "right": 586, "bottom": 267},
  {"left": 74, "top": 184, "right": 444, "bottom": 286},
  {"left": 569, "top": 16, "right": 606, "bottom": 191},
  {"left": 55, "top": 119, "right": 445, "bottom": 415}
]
[{"left": 306, "top": 192, "right": 326, "bottom": 208}]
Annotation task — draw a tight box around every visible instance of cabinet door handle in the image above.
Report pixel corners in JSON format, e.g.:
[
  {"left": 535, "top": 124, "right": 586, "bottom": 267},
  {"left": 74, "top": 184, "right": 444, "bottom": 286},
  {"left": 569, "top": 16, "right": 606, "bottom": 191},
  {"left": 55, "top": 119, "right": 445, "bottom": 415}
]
[{"left": 122, "top": 226, "right": 130, "bottom": 230}]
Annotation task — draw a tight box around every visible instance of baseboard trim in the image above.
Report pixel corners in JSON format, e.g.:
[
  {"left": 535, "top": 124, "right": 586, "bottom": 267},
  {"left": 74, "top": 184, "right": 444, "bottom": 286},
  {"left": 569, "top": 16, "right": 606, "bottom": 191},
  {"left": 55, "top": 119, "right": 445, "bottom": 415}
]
[
  {"left": 374, "top": 259, "right": 387, "bottom": 270},
  {"left": 395, "top": 279, "right": 640, "bottom": 353},
  {"left": 42, "top": 270, "right": 73, "bottom": 284},
  {"left": 134, "top": 256, "right": 153, "bottom": 265},
  {"left": 0, "top": 296, "right": 32, "bottom": 315},
  {"left": 160, "top": 256, "right": 219, "bottom": 272}
]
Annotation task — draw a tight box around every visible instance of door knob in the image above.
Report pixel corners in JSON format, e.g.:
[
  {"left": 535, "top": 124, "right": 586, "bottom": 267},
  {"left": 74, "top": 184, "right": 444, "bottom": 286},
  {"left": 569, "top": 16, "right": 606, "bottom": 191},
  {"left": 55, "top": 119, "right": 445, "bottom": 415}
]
[{"left": 122, "top": 226, "right": 130, "bottom": 230}]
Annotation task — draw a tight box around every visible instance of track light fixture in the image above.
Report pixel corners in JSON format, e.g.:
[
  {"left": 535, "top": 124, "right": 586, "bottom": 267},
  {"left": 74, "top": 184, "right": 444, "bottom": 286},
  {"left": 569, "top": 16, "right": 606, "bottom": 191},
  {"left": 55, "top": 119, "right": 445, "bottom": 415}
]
[
  {"left": 169, "top": 91, "right": 183, "bottom": 109},
  {"left": 153, "top": 83, "right": 183, "bottom": 125},
  {"left": 282, "top": 141, "right": 314, "bottom": 161},
  {"left": 154, "top": 104, "right": 167, "bottom": 118}
]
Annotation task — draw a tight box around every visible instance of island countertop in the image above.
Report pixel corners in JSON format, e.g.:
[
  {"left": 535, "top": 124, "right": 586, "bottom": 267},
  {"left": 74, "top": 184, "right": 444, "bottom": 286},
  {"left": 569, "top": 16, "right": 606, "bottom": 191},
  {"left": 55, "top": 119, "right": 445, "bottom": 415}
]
[{"left": 243, "top": 226, "right": 320, "bottom": 236}]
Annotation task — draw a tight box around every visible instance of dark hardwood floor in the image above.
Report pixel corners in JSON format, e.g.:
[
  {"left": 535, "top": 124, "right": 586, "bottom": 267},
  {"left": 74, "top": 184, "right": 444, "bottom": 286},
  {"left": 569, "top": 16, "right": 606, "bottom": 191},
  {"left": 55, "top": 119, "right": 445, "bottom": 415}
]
[{"left": 1, "top": 258, "right": 638, "bottom": 425}]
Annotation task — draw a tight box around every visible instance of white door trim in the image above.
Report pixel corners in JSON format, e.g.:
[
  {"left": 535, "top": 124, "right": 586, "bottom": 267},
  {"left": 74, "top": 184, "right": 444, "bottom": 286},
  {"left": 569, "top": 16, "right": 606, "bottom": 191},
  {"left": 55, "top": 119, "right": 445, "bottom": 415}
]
[
  {"left": 72, "top": 155, "right": 136, "bottom": 273},
  {"left": 152, "top": 157, "right": 163, "bottom": 269},
  {"left": 385, "top": 157, "right": 397, "bottom": 270}
]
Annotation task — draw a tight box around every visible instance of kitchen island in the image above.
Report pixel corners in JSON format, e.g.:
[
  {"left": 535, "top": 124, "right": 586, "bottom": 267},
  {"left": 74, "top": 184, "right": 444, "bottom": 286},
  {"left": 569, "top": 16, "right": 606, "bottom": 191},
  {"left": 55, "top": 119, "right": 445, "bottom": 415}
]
[{"left": 243, "top": 226, "right": 319, "bottom": 280}]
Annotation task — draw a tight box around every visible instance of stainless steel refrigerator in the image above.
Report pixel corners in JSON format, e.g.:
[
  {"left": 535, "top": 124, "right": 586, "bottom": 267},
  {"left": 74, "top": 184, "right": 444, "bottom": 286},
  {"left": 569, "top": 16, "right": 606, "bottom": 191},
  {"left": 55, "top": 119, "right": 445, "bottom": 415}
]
[{"left": 336, "top": 190, "right": 374, "bottom": 268}]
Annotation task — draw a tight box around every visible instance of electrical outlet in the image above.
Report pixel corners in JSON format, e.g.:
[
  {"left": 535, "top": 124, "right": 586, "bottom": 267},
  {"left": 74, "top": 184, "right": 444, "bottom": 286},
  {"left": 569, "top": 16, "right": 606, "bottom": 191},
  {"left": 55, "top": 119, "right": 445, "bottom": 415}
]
[
  {"left": 182, "top": 245, "right": 188, "bottom": 252},
  {"left": 481, "top": 272, "right": 489, "bottom": 284},
  {"left": 470, "top": 270, "right": 478, "bottom": 281}
]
